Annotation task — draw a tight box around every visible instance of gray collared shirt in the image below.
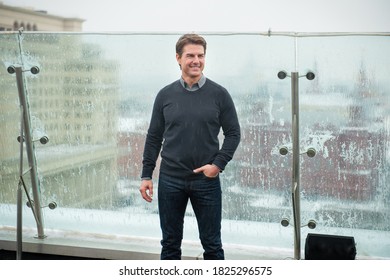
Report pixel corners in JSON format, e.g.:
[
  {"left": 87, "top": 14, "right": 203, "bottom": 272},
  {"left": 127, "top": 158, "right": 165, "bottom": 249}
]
[{"left": 180, "top": 75, "right": 206, "bottom": 91}]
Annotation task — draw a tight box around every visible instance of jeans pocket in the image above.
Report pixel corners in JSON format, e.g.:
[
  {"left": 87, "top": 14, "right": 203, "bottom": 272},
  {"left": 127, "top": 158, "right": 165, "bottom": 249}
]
[{"left": 202, "top": 172, "right": 219, "bottom": 180}]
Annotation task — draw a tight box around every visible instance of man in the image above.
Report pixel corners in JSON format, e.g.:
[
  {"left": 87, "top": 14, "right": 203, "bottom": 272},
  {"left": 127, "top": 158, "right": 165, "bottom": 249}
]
[{"left": 139, "top": 33, "right": 240, "bottom": 260}]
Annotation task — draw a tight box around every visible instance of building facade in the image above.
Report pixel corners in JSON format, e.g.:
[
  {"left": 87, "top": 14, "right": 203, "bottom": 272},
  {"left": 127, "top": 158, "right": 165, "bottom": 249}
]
[
  {"left": 0, "top": 2, "right": 84, "bottom": 31},
  {"left": 0, "top": 3, "right": 120, "bottom": 209}
]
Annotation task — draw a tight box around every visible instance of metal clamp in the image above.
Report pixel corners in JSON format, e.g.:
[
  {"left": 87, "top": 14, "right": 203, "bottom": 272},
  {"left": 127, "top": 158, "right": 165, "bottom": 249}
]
[
  {"left": 278, "top": 70, "right": 315, "bottom": 80},
  {"left": 281, "top": 218, "right": 317, "bottom": 229},
  {"left": 26, "top": 200, "right": 57, "bottom": 210},
  {"left": 279, "top": 146, "right": 317, "bottom": 157},
  {"left": 7, "top": 65, "right": 40, "bottom": 75},
  {"left": 17, "top": 135, "right": 49, "bottom": 145}
]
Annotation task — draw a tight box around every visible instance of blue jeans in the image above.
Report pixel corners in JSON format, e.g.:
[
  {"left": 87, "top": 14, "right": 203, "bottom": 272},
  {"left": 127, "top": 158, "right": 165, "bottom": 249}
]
[{"left": 158, "top": 173, "right": 224, "bottom": 260}]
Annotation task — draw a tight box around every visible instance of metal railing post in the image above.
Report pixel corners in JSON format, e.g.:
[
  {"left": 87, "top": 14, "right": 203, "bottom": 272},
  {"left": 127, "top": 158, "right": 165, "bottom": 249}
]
[
  {"left": 291, "top": 72, "right": 301, "bottom": 260},
  {"left": 14, "top": 66, "right": 46, "bottom": 239},
  {"left": 278, "top": 70, "right": 316, "bottom": 260}
]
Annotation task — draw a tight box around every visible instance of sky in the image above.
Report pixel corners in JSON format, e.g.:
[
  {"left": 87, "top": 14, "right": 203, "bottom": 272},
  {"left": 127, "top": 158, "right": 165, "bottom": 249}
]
[{"left": 3, "top": 0, "right": 390, "bottom": 33}]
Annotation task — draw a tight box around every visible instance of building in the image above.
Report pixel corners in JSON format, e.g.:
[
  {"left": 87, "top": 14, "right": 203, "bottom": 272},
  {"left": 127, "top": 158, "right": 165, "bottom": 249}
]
[
  {"left": 0, "top": 2, "right": 84, "bottom": 31},
  {"left": 0, "top": 3, "right": 119, "bottom": 209}
]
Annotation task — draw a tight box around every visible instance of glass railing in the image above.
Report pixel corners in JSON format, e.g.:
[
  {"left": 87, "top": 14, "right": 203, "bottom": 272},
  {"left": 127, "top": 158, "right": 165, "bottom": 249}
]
[{"left": 1, "top": 31, "right": 389, "bottom": 259}]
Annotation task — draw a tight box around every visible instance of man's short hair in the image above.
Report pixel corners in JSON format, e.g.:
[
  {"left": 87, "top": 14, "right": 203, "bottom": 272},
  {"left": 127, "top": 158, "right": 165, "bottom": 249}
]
[{"left": 176, "top": 33, "right": 207, "bottom": 57}]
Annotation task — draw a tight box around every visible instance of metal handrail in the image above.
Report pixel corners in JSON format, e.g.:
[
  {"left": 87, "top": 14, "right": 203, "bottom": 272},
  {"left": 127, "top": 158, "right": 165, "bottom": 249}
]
[{"left": 1, "top": 30, "right": 390, "bottom": 37}]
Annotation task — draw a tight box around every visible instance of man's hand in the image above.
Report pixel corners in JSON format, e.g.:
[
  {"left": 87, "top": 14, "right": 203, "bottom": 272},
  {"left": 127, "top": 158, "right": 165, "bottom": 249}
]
[
  {"left": 193, "top": 164, "right": 220, "bottom": 178},
  {"left": 140, "top": 180, "right": 154, "bottom": 202}
]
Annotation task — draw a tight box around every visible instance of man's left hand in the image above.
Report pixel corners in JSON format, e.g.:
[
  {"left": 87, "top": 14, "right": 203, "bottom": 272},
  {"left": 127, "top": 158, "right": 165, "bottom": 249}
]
[{"left": 193, "top": 164, "right": 220, "bottom": 178}]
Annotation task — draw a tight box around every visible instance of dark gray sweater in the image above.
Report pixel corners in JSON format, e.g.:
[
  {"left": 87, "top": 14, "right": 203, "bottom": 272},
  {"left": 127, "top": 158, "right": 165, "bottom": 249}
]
[{"left": 141, "top": 78, "right": 240, "bottom": 179}]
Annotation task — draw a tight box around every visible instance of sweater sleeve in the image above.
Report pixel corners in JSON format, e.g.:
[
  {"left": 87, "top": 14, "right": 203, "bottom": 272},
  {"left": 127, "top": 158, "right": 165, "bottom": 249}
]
[
  {"left": 212, "top": 90, "right": 241, "bottom": 171},
  {"left": 141, "top": 92, "right": 165, "bottom": 179}
]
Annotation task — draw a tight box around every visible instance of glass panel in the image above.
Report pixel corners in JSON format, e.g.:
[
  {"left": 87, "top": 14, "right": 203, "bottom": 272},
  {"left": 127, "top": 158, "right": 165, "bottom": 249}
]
[
  {"left": 298, "top": 35, "right": 390, "bottom": 258},
  {"left": 1, "top": 32, "right": 389, "bottom": 259},
  {"left": 0, "top": 33, "right": 22, "bottom": 219},
  {"left": 0, "top": 33, "right": 296, "bottom": 257}
]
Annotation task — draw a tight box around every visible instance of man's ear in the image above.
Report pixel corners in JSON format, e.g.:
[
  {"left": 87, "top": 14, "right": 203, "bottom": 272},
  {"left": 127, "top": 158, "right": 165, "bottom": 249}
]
[{"left": 176, "top": 53, "right": 182, "bottom": 69}]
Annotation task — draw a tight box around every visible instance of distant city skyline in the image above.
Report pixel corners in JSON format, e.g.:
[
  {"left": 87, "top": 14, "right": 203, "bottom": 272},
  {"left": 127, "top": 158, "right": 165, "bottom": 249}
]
[{"left": 2, "top": 0, "right": 390, "bottom": 32}]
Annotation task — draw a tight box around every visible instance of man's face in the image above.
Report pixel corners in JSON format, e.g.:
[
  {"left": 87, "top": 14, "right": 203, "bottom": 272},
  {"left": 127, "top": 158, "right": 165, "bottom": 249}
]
[{"left": 176, "top": 44, "right": 205, "bottom": 81}]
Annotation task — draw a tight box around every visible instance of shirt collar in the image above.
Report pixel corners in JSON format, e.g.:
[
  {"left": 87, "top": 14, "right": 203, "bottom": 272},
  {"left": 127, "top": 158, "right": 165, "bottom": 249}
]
[{"left": 180, "top": 75, "right": 206, "bottom": 91}]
